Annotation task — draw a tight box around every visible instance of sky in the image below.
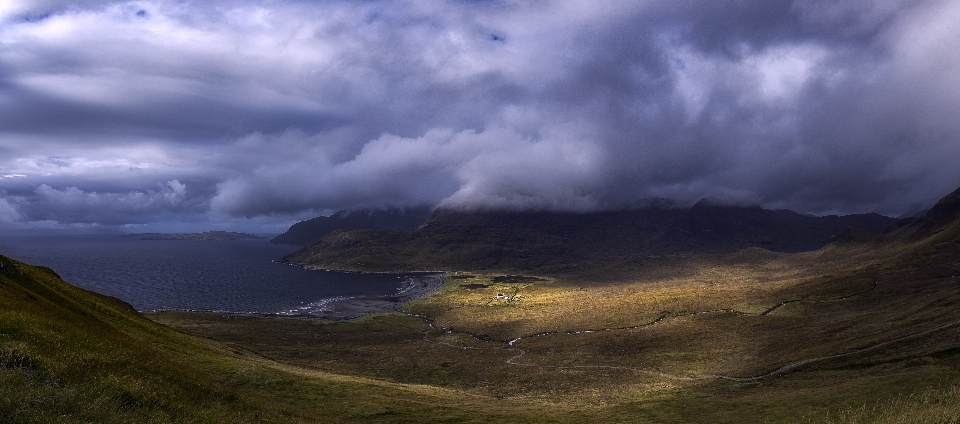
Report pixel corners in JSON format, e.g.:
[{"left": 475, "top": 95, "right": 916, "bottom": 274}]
[{"left": 1, "top": 0, "right": 959, "bottom": 233}]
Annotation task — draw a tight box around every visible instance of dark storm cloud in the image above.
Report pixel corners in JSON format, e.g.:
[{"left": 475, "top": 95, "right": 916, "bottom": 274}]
[
  {"left": 21, "top": 180, "right": 192, "bottom": 223},
  {"left": 1, "top": 0, "right": 959, "bottom": 230}
]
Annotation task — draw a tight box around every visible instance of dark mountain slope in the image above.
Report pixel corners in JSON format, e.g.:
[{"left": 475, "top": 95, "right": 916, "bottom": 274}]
[
  {"left": 884, "top": 186, "right": 960, "bottom": 240},
  {"left": 661, "top": 201, "right": 895, "bottom": 252},
  {"left": 282, "top": 202, "right": 899, "bottom": 272},
  {"left": 271, "top": 206, "right": 433, "bottom": 245}
]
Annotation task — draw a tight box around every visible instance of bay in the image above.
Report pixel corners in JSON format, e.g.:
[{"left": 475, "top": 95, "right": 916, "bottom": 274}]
[{"left": 0, "top": 234, "right": 416, "bottom": 315}]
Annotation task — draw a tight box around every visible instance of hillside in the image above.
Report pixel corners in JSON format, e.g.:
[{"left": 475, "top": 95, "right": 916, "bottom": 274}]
[
  {"left": 885, "top": 185, "right": 960, "bottom": 240},
  {"left": 281, "top": 202, "right": 898, "bottom": 272},
  {"left": 0, "top": 254, "right": 556, "bottom": 423},
  {"left": 1, "top": 255, "right": 277, "bottom": 422},
  {"left": 271, "top": 206, "right": 433, "bottom": 245}
]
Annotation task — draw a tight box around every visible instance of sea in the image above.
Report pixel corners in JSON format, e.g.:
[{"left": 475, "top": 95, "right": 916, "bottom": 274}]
[{"left": 0, "top": 234, "right": 418, "bottom": 315}]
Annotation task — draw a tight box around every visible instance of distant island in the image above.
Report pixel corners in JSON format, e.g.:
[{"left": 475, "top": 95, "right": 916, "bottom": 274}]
[{"left": 125, "top": 231, "right": 266, "bottom": 241}]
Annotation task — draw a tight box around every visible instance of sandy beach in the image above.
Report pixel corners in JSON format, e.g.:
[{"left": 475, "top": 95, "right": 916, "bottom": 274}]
[{"left": 279, "top": 273, "right": 445, "bottom": 320}]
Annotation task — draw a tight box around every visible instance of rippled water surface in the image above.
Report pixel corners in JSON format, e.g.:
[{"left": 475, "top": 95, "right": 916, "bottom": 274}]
[{"left": 0, "top": 234, "right": 412, "bottom": 313}]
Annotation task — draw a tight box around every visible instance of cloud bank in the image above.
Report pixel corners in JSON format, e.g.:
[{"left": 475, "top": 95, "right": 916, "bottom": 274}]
[{"left": 1, "top": 0, "right": 959, "bottom": 230}]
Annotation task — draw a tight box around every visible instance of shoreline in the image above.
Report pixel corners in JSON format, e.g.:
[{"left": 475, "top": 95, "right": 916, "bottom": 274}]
[
  {"left": 277, "top": 272, "right": 446, "bottom": 320},
  {"left": 271, "top": 258, "right": 448, "bottom": 275},
  {"left": 146, "top": 272, "right": 446, "bottom": 321}
]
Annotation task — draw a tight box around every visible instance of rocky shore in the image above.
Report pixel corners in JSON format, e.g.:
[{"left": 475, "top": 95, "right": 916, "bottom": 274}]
[{"left": 275, "top": 273, "right": 445, "bottom": 320}]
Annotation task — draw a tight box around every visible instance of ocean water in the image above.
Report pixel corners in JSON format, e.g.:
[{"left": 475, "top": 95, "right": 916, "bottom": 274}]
[{"left": 0, "top": 234, "right": 416, "bottom": 314}]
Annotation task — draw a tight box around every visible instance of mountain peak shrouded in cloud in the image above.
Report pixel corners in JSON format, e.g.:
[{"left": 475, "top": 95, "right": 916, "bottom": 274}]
[{"left": 1, "top": 0, "right": 959, "bottom": 231}]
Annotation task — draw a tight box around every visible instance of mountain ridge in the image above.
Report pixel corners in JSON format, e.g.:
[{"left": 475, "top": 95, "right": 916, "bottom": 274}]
[
  {"left": 271, "top": 206, "right": 433, "bottom": 245},
  {"left": 280, "top": 201, "right": 901, "bottom": 272}
]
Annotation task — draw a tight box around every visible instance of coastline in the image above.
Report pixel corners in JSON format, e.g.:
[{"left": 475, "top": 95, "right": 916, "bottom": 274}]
[
  {"left": 146, "top": 272, "right": 446, "bottom": 321},
  {"left": 272, "top": 272, "right": 446, "bottom": 320}
]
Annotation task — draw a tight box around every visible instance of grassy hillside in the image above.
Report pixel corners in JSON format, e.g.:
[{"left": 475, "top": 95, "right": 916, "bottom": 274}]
[
  {"left": 0, "top": 255, "right": 566, "bottom": 423},
  {"left": 1, "top": 255, "right": 272, "bottom": 422}
]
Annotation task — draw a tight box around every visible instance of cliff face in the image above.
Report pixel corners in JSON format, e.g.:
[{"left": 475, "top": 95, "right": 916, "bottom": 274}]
[
  {"left": 280, "top": 200, "right": 902, "bottom": 272},
  {"left": 271, "top": 206, "right": 433, "bottom": 246}
]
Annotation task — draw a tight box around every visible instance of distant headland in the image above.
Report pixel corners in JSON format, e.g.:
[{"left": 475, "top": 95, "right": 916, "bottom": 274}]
[{"left": 124, "top": 231, "right": 266, "bottom": 241}]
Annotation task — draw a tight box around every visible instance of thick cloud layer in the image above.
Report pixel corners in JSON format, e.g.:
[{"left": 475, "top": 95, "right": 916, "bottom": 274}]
[{"left": 1, "top": 0, "right": 959, "bottom": 231}]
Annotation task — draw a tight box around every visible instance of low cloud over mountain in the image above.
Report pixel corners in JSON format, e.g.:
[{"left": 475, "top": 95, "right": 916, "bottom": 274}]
[{"left": 2, "top": 0, "right": 959, "bottom": 231}]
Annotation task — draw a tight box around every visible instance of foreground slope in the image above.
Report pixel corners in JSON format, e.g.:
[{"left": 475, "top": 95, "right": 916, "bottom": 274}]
[
  {"left": 0, "top": 255, "right": 565, "bottom": 423},
  {"left": 1, "top": 256, "right": 272, "bottom": 422}
]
